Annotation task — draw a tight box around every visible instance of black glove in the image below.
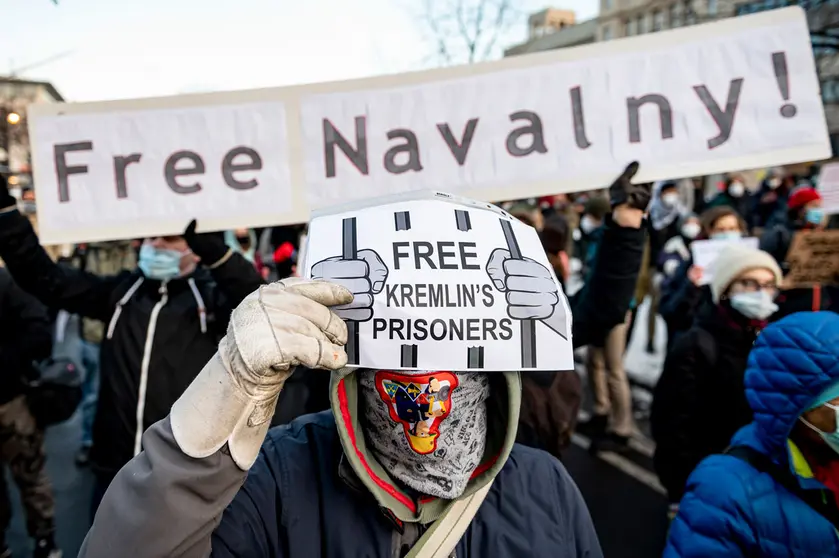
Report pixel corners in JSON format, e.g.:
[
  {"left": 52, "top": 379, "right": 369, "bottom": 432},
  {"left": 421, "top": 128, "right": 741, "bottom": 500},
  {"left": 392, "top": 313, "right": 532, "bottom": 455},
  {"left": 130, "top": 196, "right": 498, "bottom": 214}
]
[
  {"left": 608, "top": 161, "right": 652, "bottom": 211},
  {"left": 183, "top": 219, "right": 229, "bottom": 265},
  {"left": 0, "top": 174, "right": 17, "bottom": 210}
]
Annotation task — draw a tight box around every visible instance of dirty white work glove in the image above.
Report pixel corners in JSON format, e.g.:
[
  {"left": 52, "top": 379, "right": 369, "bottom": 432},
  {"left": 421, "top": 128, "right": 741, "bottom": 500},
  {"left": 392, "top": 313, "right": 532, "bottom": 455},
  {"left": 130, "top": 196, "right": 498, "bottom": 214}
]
[{"left": 170, "top": 278, "right": 351, "bottom": 470}]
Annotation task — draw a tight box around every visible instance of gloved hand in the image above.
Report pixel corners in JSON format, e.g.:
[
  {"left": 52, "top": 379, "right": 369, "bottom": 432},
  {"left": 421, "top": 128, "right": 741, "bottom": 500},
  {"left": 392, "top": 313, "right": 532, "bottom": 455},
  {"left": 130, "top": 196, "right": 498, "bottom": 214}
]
[
  {"left": 485, "top": 248, "right": 569, "bottom": 338},
  {"left": 310, "top": 249, "right": 388, "bottom": 321},
  {"left": 0, "top": 174, "right": 17, "bottom": 211},
  {"left": 608, "top": 161, "right": 652, "bottom": 211},
  {"left": 170, "top": 278, "right": 351, "bottom": 470},
  {"left": 183, "top": 219, "right": 230, "bottom": 267}
]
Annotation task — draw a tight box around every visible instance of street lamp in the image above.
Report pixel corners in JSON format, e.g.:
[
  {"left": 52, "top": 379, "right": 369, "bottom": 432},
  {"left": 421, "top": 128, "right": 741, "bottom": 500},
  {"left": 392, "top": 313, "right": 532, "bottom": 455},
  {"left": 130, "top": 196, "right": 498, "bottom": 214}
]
[{"left": 6, "top": 112, "right": 21, "bottom": 126}]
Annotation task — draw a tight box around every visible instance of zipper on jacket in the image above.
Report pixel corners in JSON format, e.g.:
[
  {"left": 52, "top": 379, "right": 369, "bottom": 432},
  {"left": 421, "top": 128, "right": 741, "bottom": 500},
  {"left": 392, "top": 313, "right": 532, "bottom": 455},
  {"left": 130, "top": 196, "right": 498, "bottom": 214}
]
[{"left": 133, "top": 281, "right": 169, "bottom": 456}]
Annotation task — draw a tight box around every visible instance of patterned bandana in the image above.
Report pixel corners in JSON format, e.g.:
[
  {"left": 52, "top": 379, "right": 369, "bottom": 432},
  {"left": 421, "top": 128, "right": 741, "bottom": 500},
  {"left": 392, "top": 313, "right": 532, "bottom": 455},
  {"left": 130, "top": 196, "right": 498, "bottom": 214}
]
[{"left": 358, "top": 370, "right": 490, "bottom": 499}]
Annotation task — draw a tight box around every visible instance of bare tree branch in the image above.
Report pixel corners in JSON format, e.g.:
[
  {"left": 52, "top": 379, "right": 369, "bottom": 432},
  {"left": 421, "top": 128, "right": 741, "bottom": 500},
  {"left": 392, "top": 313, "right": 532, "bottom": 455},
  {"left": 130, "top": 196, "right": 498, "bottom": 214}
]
[{"left": 480, "top": 0, "right": 513, "bottom": 62}]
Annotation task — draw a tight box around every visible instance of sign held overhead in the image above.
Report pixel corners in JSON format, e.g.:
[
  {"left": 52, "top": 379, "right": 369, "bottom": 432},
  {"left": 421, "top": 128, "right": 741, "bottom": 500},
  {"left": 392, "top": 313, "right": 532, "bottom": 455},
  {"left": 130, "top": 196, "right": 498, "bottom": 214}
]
[{"left": 303, "top": 191, "right": 575, "bottom": 372}]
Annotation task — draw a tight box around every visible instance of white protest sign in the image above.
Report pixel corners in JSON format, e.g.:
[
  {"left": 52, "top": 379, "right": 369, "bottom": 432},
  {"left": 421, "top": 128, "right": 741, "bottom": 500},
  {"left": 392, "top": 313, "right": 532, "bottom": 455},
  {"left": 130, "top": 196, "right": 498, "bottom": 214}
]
[
  {"left": 28, "top": 7, "right": 827, "bottom": 244},
  {"left": 691, "top": 237, "right": 760, "bottom": 285},
  {"left": 303, "top": 191, "right": 574, "bottom": 372},
  {"left": 817, "top": 163, "right": 839, "bottom": 215}
]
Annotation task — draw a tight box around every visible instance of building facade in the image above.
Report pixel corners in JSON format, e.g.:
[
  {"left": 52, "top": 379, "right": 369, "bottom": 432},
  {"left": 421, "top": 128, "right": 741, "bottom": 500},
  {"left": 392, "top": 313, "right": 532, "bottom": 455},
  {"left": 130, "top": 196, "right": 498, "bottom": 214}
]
[
  {"left": 504, "top": 8, "right": 597, "bottom": 56},
  {"left": 0, "top": 78, "right": 63, "bottom": 178},
  {"left": 597, "top": 0, "right": 737, "bottom": 41}
]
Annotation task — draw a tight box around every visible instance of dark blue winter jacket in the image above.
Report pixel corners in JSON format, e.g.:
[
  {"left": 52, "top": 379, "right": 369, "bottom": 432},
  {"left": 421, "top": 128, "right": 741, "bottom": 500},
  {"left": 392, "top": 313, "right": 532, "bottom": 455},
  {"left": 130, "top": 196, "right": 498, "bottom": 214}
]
[{"left": 664, "top": 312, "right": 839, "bottom": 557}]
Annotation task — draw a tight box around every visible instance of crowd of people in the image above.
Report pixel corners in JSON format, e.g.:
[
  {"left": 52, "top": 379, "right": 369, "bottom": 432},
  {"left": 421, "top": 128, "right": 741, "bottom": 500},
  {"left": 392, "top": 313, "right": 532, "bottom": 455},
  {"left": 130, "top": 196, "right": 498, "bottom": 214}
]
[{"left": 0, "top": 160, "right": 835, "bottom": 557}]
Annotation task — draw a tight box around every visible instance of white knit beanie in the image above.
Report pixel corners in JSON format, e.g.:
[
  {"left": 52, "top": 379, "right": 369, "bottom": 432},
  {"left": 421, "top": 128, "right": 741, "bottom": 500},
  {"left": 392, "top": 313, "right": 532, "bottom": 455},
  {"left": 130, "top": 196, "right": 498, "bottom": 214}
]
[{"left": 709, "top": 244, "right": 783, "bottom": 303}]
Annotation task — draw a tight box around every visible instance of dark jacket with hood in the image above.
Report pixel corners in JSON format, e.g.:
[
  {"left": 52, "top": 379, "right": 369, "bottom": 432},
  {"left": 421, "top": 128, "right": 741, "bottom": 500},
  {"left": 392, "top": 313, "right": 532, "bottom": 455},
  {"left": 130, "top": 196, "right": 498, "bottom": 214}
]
[
  {"left": 749, "top": 180, "right": 789, "bottom": 231},
  {"left": 658, "top": 258, "right": 710, "bottom": 350},
  {"left": 651, "top": 301, "right": 761, "bottom": 502},
  {"left": 664, "top": 312, "right": 839, "bottom": 557},
  {"left": 80, "top": 371, "right": 603, "bottom": 558},
  {"left": 0, "top": 268, "right": 53, "bottom": 405},
  {"left": 0, "top": 209, "right": 263, "bottom": 475}
]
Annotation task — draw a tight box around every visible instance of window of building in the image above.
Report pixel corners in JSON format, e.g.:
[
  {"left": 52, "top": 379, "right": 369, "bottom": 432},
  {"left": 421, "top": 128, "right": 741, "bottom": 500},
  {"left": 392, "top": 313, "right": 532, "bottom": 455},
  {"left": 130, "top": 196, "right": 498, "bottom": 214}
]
[
  {"left": 637, "top": 14, "right": 646, "bottom": 34},
  {"left": 684, "top": 0, "right": 696, "bottom": 24},
  {"left": 707, "top": 0, "right": 718, "bottom": 15},
  {"left": 625, "top": 18, "right": 636, "bottom": 36},
  {"left": 652, "top": 9, "right": 664, "bottom": 31},
  {"left": 602, "top": 25, "right": 613, "bottom": 40},
  {"left": 670, "top": 4, "right": 681, "bottom": 27}
]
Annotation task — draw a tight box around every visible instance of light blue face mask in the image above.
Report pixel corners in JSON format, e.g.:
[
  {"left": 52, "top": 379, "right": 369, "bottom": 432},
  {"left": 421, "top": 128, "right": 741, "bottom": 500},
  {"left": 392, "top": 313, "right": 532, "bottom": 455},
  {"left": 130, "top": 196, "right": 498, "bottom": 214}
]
[
  {"left": 138, "top": 244, "right": 183, "bottom": 281},
  {"left": 801, "top": 403, "right": 839, "bottom": 455},
  {"left": 805, "top": 208, "right": 825, "bottom": 226},
  {"left": 729, "top": 290, "right": 778, "bottom": 321},
  {"left": 711, "top": 231, "right": 742, "bottom": 241}
]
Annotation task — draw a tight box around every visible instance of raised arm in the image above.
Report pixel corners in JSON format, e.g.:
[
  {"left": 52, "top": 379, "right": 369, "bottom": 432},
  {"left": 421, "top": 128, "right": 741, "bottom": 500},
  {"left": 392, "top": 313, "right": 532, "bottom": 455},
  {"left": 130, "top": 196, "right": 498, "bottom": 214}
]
[{"left": 78, "top": 279, "right": 351, "bottom": 558}]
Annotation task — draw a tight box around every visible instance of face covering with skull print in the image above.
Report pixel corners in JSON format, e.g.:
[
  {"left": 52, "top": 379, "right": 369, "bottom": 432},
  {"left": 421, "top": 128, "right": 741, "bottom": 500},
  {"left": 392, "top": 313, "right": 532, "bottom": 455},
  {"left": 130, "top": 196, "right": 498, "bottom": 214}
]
[{"left": 359, "top": 369, "right": 490, "bottom": 499}]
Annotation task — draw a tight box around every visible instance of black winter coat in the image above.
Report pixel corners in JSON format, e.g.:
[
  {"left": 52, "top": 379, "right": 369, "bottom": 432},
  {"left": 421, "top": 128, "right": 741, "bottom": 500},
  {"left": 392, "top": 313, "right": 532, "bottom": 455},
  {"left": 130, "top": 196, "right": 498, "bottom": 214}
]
[
  {"left": 0, "top": 210, "right": 262, "bottom": 474},
  {"left": 659, "top": 258, "right": 712, "bottom": 351},
  {"left": 651, "top": 302, "right": 759, "bottom": 503},
  {"left": 0, "top": 268, "right": 53, "bottom": 404}
]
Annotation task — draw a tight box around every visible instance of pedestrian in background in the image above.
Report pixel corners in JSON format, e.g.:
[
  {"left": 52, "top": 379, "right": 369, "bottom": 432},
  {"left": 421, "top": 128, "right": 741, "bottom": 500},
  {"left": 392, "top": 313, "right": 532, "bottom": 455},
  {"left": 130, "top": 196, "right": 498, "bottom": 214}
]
[
  {"left": 69, "top": 241, "right": 137, "bottom": 467},
  {"left": 0, "top": 269, "right": 60, "bottom": 558},
  {"left": 664, "top": 312, "right": 839, "bottom": 558},
  {"left": 652, "top": 244, "right": 782, "bottom": 516}
]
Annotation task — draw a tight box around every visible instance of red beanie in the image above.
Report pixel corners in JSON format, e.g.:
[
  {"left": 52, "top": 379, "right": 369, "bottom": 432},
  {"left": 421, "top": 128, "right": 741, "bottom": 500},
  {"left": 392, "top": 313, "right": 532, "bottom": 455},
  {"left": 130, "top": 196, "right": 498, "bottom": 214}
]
[
  {"left": 788, "top": 187, "right": 822, "bottom": 211},
  {"left": 273, "top": 241, "right": 295, "bottom": 264}
]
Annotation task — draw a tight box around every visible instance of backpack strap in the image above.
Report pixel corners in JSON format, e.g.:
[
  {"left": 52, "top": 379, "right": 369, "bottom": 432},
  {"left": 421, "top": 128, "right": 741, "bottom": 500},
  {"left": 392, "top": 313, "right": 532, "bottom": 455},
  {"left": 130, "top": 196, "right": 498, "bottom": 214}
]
[
  {"left": 725, "top": 445, "right": 839, "bottom": 529},
  {"left": 404, "top": 480, "right": 493, "bottom": 558}
]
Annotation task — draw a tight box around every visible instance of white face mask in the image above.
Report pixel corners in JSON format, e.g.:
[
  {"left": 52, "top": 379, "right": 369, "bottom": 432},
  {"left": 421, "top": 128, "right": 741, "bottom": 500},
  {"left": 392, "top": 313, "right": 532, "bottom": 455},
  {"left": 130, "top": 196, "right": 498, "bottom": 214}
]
[
  {"left": 800, "top": 403, "right": 839, "bottom": 456},
  {"left": 681, "top": 222, "right": 701, "bottom": 239},
  {"left": 728, "top": 182, "right": 745, "bottom": 198},
  {"left": 580, "top": 215, "right": 598, "bottom": 235},
  {"left": 661, "top": 193, "right": 679, "bottom": 208},
  {"left": 729, "top": 290, "right": 778, "bottom": 321},
  {"left": 768, "top": 177, "right": 782, "bottom": 189}
]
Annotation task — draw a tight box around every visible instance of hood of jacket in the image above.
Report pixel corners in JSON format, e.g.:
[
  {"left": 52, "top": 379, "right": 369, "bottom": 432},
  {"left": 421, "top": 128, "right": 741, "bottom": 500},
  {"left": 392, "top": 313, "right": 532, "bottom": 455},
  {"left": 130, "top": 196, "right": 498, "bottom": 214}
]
[
  {"left": 731, "top": 312, "right": 839, "bottom": 482},
  {"left": 329, "top": 368, "right": 520, "bottom": 524}
]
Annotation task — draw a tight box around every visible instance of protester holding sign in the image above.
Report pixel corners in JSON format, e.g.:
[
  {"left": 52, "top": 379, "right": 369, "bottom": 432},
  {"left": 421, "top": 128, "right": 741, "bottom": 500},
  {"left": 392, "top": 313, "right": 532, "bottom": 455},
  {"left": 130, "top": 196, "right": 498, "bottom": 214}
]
[
  {"left": 0, "top": 175, "right": 263, "bottom": 520},
  {"left": 652, "top": 244, "right": 782, "bottom": 514},
  {"left": 664, "top": 312, "right": 839, "bottom": 558},
  {"left": 760, "top": 185, "right": 836, "bottom": 317},
  {"left": 76, "top": 162, "right": 650, "bottom": 558},
  {"left": 660, "top": 206, "right": 749, "bottom": 350}
]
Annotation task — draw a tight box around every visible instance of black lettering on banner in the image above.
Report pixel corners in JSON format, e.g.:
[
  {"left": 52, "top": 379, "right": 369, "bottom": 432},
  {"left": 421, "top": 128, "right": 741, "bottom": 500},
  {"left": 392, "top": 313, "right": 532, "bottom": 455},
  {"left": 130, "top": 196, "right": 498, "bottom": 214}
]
[
  {"left": 414, "top": 319, "right": 428, "bottom": 341},
  {"left": 437, "top": 242, "right": 458, "bottom": 270},
  {"left": 450, "top": 319, "right": 462, "bottom": 340},
  {"left": 481, "top": 284, "right": 494, "bottom": 306},
  {"left": 467, "top": 346, "right": 485, "bottom": 369},
  {"left": 430, "top": 319, "right": 447, "bottom": 341},
  {"left": 391, "top": 319, "right": 406, "bottom": 341},
  {"left": 429, "top": 284, "right": 443, "bottom": 307},
  {"left": 401, "top": 344, "right": 418, "bottom": 368},
  {"left": 414, "top": 242, "right": 436, "bottom": 270},
  {"left": 460, "top": 243, "right": 480, "bottom": 270},
  {"left": 499, "top": 318, "right": 514, "bottom": 341},
  {"left": 386, "top": 285, "right": 399, "bottom": 307},
  {"left": 222, "top": 146, "right": 263, "bottom": 190},
  {"left": 373, "top": 318, "right": 387, "bottom": 339},
  {"left": 415, "top": 283, "right": 428, "bottom": 307},
  {"left": 693, "top": 79, "right": 744, "bottom": 150},
  {"left": 400, "top": 284, "right": 414, "bottom": 307},
  {"left": 384, "top": 129, "right": 423, "bottom": 174},
  {"left": 505, "top": 111, "right": 548, "bottom": 157},
  {"left": 483, "top": 318, "right": 498, "bottom": 340},
  {"left": 393, "top": 242, "right": 410, "bottom": 270},
  {"left": 570, "top": 86, "right": 592, "bottom": 149},
  {"left": 627, "top": 94, "right": 674, "bottom": 143},
  {"left": 466, "top": 319, "right": 480, "bottom": 341},
  {"left": 455, "top": 210, "right": 472, "bottom": 232},
  {"left": 394, "top": 211, "right": 411, "bottom": 231},
  {"left": 436, "top": 119, "right": 479, "bottom": 166},
  {"left": 54, "top": 141, "right": 93, "bottom": 203},
  {"left": 113, "top": 153, "right": 142, "bottom": 199},
  {"left": 323, "top": 117, "right": 369, "bottom": 178},
  {"left": 165, "top": 150, "right": 205, "bottom": 194}
]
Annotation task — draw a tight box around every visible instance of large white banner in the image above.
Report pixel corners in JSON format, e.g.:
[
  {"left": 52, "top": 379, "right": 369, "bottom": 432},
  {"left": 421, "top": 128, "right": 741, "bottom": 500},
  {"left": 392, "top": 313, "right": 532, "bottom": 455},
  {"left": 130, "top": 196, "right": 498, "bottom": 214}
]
[{"left": 28, "top": 7, "right": 828, "bottom": 244}]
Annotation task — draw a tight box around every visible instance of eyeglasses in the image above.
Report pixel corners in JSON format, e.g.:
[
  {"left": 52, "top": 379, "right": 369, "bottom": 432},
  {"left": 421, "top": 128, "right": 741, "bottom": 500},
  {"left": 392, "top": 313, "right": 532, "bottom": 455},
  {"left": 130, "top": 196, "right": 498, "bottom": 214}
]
[{"left": 732, "top": 278, "right": 778, "bottom": 295}]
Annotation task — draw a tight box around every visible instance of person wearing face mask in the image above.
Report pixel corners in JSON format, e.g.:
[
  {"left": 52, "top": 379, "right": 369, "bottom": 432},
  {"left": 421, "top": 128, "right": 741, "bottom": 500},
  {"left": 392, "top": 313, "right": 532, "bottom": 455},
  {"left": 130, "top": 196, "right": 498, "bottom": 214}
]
[
  {"left": 707, "top": 174, "right": 751, "bottom": 221},
  {"left": 659, "top": 214, "right": 700, "bottom": 280},
  {"left": 652, "top": 244, "right": 782, "bottom": 517},
  {"left": 572, "top": 196, "right": 610, "bottom": 279},
  {"left": 664, "top": 311, "right": 839, "bottom": 558},
  {"left": 0, "top": 176, "right": 263, "bottom": 520},
  {"left": 759, "top": 185, "right": 836, "bottom": 318},
  {"left": 659, "top": 207, "right": 749, "bottom": 351},
  {"left": 77, "top": 163, "right": 653, "bottom": 558}
]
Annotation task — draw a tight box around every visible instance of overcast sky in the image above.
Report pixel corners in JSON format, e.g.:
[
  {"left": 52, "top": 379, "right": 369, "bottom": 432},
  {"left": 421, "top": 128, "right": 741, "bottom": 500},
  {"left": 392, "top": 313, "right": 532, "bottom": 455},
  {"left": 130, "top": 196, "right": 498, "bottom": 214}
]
[{"left": 1, "top": 0, "right": 599, "bottom": 102}]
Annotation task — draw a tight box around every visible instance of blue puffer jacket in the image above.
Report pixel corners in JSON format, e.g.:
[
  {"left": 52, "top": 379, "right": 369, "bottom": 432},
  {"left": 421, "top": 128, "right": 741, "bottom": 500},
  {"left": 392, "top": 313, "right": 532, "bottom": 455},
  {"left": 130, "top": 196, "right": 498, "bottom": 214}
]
[{"left": 664, "top": 311, "right": 839, "bottom": 558}]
